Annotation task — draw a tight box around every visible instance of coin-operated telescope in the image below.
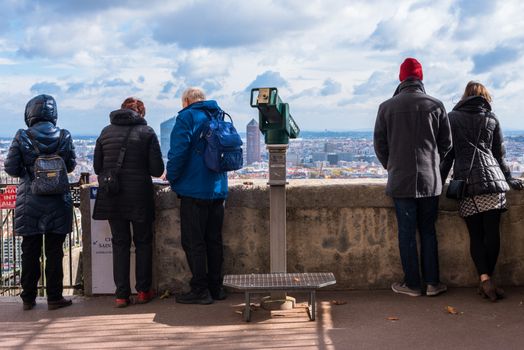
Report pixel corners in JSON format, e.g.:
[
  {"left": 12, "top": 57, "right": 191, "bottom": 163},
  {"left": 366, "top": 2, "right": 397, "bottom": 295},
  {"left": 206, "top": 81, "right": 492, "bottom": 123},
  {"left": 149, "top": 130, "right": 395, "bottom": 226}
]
[{"left": 250, "top": 87, "right": 300, "bottom": 144}]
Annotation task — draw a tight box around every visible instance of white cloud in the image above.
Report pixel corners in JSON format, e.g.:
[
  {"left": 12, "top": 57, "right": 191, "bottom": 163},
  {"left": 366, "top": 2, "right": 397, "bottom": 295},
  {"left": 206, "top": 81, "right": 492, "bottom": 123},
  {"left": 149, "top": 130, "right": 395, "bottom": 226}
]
[{"left": 1, "top": 0, "right": 524, "bottom": 136}]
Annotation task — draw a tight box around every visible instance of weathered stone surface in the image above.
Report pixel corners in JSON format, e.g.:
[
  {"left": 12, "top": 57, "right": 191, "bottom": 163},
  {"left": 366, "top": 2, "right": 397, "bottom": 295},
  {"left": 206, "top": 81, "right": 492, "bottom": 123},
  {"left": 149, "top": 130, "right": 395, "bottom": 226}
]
[{"left": 82, "top": 180, "right": 524, "bottom": 294}]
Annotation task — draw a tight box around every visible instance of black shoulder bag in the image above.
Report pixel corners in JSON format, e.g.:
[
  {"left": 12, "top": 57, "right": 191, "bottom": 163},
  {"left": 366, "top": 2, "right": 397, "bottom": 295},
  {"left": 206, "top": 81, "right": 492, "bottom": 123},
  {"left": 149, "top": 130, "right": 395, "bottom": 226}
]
[
  {"left": 446, "top": 120, "right": 485, "bottom": 200},
  {"left": 98, "top": 126, "right": 135, "bottom": 196}
]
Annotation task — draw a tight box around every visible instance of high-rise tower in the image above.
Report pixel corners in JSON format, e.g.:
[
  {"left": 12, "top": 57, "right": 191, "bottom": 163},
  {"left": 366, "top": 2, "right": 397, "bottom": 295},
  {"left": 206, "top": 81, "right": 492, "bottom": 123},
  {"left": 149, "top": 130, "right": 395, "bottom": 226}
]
[
  {"left": 160, "top": 116, "right": 176, "bottom": 161},
  {"left": 246, "top": 119, "right": 261, "bottom": 165}
]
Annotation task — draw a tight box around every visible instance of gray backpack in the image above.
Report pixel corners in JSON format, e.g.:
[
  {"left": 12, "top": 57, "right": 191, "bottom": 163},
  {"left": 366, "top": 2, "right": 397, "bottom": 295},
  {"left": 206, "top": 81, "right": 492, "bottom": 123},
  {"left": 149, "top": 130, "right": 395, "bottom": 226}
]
[{"left": 27, "top": 130, "right": 70, "bottom": 195}]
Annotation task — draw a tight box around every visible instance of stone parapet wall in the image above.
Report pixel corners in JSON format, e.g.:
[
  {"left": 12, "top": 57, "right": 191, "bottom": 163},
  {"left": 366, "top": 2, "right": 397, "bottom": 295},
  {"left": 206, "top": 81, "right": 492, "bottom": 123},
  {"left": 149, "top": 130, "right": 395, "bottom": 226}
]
[{"left": 82, "top": 180, "right": 524, "bottom": 294}]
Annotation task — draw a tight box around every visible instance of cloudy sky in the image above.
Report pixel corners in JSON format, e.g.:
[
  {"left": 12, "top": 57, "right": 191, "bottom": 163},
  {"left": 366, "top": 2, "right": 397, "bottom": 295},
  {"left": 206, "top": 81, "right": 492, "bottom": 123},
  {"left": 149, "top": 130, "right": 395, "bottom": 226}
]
[{"left": 1, "top": 0, "right": 523, "bottom": 137}]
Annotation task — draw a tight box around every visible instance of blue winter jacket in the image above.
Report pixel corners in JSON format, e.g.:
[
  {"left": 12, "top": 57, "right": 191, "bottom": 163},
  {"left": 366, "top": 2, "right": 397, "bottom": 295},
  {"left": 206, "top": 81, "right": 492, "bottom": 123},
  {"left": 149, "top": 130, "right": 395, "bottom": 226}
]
[{"left": 166, "top": 100, "right": 228, "bottom": 199}]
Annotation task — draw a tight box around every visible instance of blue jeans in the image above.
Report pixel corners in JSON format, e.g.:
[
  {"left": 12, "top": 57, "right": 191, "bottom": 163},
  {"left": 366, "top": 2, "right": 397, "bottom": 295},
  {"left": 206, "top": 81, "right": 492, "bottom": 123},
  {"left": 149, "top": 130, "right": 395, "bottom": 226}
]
[{"left": 393, "top": 196, "right": 440, "bottom": 289}]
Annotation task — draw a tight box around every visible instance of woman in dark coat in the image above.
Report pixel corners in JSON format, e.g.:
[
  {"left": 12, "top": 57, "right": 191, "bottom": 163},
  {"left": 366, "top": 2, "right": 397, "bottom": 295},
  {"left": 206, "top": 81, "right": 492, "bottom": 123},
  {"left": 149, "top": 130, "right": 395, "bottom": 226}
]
[
  {"left": 4, "top": 94, "right": 76, "bottom": 310},
  {"left": 441, "top": 81, "right": 523, "bottom": 301},
  {"left": 93, "top": 97, "right": 164, "bottom": 307}
]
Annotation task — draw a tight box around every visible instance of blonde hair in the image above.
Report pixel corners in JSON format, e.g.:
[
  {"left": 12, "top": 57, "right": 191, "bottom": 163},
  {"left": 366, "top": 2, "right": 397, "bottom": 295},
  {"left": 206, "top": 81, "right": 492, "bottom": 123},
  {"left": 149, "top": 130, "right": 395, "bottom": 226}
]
[
  {"left": 182, "top": 87, "right": 206, "bottom": 105},
  {"left": 461, "top": 81, "right": 492, "bottom": 103}
]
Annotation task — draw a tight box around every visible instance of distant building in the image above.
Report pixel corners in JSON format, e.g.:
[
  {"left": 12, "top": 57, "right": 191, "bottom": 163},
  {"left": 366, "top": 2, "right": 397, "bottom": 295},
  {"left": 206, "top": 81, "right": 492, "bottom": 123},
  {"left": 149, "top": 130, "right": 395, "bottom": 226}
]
[
  {"left": 287, "top": 152, "right": 300, "bottom": 166},
  {"left": 160, "top": 116, "right": 176, "bottom": 161},
  {"left": 327, "top": 153, "right": 339, "bottom": 165},
  {"left": 246, "top": 119, "right": 261, "bottom": 165},
  {"left": 338, "top": 152, "right": 355, "bottom": 162},
  {"left": 324, "top": 142, "right": 335, "bottom": 153},
  {"left": 312, "top": 152, "right": 327, "bottom": 162}
]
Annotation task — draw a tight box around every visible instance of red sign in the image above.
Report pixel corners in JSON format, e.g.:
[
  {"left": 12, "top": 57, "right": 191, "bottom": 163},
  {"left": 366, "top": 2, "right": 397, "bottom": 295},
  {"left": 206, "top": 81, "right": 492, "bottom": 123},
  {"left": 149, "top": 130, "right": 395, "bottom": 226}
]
[{"left": 0, "top": 185, "right": 17, "bottom": 209}]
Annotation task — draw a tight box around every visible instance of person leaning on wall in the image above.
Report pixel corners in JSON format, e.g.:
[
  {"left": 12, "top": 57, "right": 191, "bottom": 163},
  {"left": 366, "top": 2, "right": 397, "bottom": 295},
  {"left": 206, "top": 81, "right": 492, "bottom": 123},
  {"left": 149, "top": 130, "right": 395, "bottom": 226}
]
[
  {"left": 92, "top": 97, "right": 164, "bottom": 308},
  {"left": 4, "top": 94, "right": 77, "bottom": 311},
  {"left": 440, "top": 81, "right": 523, "bottom": 302},
  {"left": 166, "top": 87, "right": 228, "bottom": 305},
  {"left": 374, "top": 58, "right": 452, "bottom": 298}
]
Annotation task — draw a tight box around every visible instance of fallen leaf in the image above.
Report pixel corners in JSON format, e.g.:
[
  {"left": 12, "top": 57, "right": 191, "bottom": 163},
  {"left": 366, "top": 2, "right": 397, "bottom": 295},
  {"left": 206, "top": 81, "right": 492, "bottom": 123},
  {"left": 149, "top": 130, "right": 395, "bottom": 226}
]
[
  {"left": 159, "top": 290, "right": 170, "bottom": 299},
  {"left": 293, "top": 277, "right": 301, "bottom": 282},
  {"left": 250, "top": 304, "right": 259, "bottom": 311},
  {"left": 446, "top": 306, "right": 459, "bottom": 315},
  {"left": 235, "top": 310, "right": 243, "bottom": 315},
  {"left": 331, "top": 300, "right": 347, "bottom": 305},
  {"left": 243, "top": 181, "right": 254, "bottom": 186},
  {"left": 386, "top": 316, "right": 399, "bottom": 321}
]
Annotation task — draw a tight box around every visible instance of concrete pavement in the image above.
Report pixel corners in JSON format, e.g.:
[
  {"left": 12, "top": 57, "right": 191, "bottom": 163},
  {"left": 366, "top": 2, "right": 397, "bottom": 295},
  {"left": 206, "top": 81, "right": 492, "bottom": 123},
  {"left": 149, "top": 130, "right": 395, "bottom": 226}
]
[{"left": 1, "top": 288, "right": 524, "bottom": 349}]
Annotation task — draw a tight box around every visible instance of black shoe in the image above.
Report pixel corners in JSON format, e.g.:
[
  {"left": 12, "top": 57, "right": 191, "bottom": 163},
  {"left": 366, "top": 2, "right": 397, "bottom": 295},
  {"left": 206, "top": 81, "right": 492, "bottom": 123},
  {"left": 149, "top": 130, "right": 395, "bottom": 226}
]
[
  {"left": 48, "top": 298, "right": 73, "bottom": 310},
  {"left": 176, "top": 289, "right": 214, "bottom": 305},
  {"left": 23, "top": 301, "right": 36, "bottom": 311},
  {"left": 210, "top": 287, "right": 227, "bottom": 301},
  {"left": 480, "top": 280, "right": 497, "bottom": 302}
]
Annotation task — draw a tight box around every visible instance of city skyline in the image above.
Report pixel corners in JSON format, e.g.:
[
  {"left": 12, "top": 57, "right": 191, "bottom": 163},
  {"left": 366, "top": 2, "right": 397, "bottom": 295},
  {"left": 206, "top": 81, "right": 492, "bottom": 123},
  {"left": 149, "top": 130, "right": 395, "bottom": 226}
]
[{"left": 1, "top": 1, "right": 524, "bottom": 137}]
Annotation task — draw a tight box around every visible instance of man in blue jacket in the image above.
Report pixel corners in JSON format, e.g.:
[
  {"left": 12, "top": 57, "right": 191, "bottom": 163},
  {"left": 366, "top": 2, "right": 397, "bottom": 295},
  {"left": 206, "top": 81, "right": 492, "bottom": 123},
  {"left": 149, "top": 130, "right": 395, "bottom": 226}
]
[{"left": 166, "top": 87, "right": 228, "bottom": 304}]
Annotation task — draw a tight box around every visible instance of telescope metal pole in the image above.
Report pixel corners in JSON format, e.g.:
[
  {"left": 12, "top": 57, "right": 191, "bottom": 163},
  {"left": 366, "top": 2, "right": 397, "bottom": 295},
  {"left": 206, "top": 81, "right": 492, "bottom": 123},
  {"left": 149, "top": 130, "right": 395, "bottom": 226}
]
[{"left": 261, "top": 144, "right": 295, "bottom": 310}]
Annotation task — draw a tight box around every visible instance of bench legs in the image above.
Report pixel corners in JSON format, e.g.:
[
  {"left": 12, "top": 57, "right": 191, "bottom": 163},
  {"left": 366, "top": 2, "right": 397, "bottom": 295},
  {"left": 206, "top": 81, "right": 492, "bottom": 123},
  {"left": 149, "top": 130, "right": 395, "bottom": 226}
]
[
  {"left": 307, "top": 290, "right": 316, "bottom": 321},
  {"left": 244, "top": 291, "right": 251, "bottom": 322}
]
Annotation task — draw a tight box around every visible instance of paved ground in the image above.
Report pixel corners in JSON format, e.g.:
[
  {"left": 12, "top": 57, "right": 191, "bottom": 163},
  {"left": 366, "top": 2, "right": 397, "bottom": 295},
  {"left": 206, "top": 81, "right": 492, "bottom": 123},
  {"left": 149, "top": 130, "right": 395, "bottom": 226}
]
[{"left": 1, "top": 288, "right": 524, "bottom": 350}]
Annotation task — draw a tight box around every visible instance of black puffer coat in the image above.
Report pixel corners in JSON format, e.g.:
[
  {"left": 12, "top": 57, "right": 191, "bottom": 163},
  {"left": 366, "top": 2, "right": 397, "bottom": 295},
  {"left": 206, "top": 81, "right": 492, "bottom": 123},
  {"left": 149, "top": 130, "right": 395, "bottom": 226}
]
[
  {"left": 92, "top": 109, "right": 164, "bottom": 222},
  {"left": 440, "top": 96, "right": 510, "bottom": 195},
  {"left": 4, "top": 94, "right": 77, "bottom": 236},
  {"left": 374, "top": 79, "right": 452, "bottom": 198}
]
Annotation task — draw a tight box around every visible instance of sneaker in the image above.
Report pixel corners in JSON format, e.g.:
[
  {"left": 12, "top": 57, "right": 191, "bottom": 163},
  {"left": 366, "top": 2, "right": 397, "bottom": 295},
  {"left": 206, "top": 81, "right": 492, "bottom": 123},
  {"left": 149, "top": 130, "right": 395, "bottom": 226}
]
[
  {"left": 23, "top": 301, "right": 36, "bottom": 311},
  {"left": 176, "top": 289, "right": 214, "bottom": 305},
  {"left": 426, "top": 283, "right": 447, "bottom": 296},
  {"left": 137, "top": 290, "right": 155, "bottom": 304},
  {"left": 210, "top": 287, "right": 227, "bottom": 301},
  {"left": 391, "top": 282, "right": 422, "bottom": 297},
  {"left": 48, "top": 298, "right": 72, "bottom": 310},
  {"left": 115, "top": 298, "right": 130, "bottom": 308}
]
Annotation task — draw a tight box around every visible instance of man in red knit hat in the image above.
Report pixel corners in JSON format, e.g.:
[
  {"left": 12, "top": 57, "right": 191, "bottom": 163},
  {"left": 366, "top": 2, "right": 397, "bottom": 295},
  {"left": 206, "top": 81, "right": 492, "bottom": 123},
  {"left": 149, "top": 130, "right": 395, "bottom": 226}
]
[{"left": 374, "top": 58, "right": 452, "bottom": 297}]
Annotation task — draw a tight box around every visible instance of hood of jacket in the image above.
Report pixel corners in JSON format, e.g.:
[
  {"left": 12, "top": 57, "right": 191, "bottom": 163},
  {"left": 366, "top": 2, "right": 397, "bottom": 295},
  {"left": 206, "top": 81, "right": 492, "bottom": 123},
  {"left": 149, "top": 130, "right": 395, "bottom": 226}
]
[
  {"left": 24, "top": 94, "right": 58, "bottom": 127},
  {"left": 452, "top": 95, "right": 492, "bottom": 114},
  {"left": 179, "top": 100, "right": 221, "bottom": 114},
  {"left": 110, "top": 108, "right": 148, "bottom": 126},
  {"left": 393, "top": 78, "right": 426, "bottom": 97}
]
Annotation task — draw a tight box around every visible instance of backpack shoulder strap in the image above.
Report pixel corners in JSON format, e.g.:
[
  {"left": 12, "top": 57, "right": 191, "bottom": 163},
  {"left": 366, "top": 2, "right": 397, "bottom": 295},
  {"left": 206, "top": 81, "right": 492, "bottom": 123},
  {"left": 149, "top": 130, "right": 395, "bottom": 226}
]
[
  {"left": 116, "top": 125, "right": 136, "bottom": 170},
  {"left": 25, "top": 130, "right": 41, "bottom": 155}
]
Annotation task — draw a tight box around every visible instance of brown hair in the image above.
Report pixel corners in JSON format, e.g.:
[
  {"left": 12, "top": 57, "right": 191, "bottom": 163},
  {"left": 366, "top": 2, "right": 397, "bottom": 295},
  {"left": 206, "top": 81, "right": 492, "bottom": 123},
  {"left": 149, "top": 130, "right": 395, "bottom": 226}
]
[
  {"left": 121, "top": 97, "right": 146, "bottom": 117},
  {"left": 461, "top": 81, "right": 492, "bottom": 103}
]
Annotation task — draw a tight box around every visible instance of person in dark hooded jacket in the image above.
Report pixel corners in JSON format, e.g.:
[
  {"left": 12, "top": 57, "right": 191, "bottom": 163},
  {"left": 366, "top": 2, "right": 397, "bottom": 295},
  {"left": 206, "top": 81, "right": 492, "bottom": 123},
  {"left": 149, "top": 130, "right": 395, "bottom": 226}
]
[
  {"left": 93, "top": 97, "right": 164, "bottom": 307},
  {"left": 441, "top": 81, "right": 523, "bottom": 301},
  {"left": 374, "top": 58, "right": 452, "bottom": 298},
  {"left": 4, "top": 94, "right": 76, "bottom": 311}
]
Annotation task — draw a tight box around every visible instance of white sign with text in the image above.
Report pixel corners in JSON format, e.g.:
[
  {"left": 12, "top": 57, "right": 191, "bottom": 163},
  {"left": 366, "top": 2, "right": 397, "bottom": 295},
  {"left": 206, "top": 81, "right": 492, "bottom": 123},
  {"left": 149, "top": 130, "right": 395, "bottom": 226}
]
[{"left": 90, "top": 187, "right": 136, "bottom": 294}]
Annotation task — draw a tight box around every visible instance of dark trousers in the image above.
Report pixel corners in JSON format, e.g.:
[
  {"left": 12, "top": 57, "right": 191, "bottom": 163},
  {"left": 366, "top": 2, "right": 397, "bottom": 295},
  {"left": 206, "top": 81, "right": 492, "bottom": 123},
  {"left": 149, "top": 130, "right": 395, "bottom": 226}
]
[
  {"left": 108, "top": 219, "right": 153, "bottom": 299},
  {"left": 393, "top": 196, "right": 440, "bottom": 289},
  {"left": 464, "top": 210, "right": 502, "bottom": 276},
  {"left": 21, "top": 233, "right": 66, "bottom": 303},
  {"left": 180, "top": 197, "right": 224, "bottom": 292}
]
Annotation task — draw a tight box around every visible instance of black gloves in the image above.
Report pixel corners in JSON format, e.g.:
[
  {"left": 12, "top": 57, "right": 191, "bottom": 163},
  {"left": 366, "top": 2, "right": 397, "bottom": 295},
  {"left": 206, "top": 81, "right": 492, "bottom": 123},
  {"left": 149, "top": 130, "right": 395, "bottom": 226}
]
[{"left": 508, "top": 178, "right": 524, "bottom": 190}]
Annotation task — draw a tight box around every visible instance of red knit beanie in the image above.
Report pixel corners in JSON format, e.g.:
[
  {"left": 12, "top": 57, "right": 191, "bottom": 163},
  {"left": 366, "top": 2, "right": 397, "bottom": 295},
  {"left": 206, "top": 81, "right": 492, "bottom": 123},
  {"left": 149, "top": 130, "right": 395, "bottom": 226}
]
[{"left": 399, "top": 58, "right": 423, "bottom": 82}]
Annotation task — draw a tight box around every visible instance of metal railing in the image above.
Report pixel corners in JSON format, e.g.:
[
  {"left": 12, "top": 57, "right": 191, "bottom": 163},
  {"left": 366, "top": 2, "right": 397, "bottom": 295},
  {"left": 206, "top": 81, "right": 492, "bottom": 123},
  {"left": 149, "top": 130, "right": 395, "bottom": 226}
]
[{"left": 1, "top": 174, "right": 88, "bottom": 296}]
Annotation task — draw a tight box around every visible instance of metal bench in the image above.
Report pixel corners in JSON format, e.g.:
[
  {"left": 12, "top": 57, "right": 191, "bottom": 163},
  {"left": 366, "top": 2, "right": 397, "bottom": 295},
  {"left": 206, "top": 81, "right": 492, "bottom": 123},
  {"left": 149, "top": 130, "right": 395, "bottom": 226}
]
[{"left": 223, "top": 272, "right": 336, "bottom": 322}]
